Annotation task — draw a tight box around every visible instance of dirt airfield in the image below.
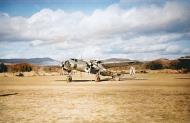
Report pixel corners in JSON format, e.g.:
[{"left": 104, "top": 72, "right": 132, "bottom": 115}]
[{"left": 0, "top": 73, "right": 190, "bottom": 123}]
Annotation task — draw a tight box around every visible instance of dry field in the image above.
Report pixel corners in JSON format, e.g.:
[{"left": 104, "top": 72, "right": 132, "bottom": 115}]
[{"left": 0, "top": 73, "right": 190, "bottom": 123}]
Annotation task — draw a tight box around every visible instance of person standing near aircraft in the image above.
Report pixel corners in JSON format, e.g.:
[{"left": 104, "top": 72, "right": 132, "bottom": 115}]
[{"left": 129, "top": 66, "right": 136, "bottom": 78}]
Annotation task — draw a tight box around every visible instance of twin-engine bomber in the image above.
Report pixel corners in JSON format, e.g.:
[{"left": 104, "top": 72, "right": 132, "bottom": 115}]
[{"left": 61, "top": 58, "right": 135, "bottom": 82}]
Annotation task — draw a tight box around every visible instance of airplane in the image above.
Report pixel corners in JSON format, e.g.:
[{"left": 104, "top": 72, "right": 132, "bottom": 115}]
[{"left": 60, "top": 58, "right": 136, "bottom": 82}]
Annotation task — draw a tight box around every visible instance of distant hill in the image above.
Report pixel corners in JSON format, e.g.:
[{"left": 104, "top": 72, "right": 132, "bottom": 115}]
[
  {"left": 0, "top": 57, "right": 60, "bottom": 66},
  {"left": 180, "top": 56, "right": 190, "bottom": 59},
  {"left": 153, "top": 58, "right": 171, "bottom": 67},
  {"left": 100, "top": 58, "right": 141, "bottom": 68},
  {"left": 101, "top": 58, "right": 137, "bottom": 63}
]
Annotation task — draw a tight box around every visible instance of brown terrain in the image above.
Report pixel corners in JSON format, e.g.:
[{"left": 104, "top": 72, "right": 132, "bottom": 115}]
[{"left": 0, "top": 72, "right": 190, "bottom": 123}]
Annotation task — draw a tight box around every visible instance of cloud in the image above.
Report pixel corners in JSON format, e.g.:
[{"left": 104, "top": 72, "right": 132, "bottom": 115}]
[
  {"left": 30, "top": 40, "right": 44, "bottom": 46},
  {"left": 0, "top": 1, "right": 190, "bottom": 60}
]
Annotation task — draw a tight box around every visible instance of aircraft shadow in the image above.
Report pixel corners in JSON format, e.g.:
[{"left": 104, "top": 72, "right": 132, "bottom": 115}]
[
  {"left": 55, "top": 78, "right": 112, "bottom": 82},
  {"left": 55, "top": 78, "right": 147, "bottom": 82},
  {"left": 119, "top": 78, "right": 147, "bottom": 81},
  {"left": 0, "top": 93, "right": 18, "bottom": 97}
]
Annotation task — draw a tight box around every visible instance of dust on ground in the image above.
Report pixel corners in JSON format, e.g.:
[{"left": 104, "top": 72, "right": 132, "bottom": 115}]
[{"left": 0, "top": 73, "right": 190, "bottom": 123}]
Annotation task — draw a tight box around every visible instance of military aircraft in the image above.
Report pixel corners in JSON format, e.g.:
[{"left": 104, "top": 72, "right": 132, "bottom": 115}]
[{"left": 60, "top": 58, "right": 122, "bottom": 82}]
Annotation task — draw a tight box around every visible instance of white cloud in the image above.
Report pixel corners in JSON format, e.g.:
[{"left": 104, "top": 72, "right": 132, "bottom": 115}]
[
  {"left": 30, "top": 40, "right": 44, "bottom": 46},
  {"left": 165, "top": 45, "right": 181, "bottom": 54},
  {"left": 182, "top": 48, "right": 190, "bottom": 54},
  {"left": 0, "top": 1, "right": 190, "bottom": 60}
]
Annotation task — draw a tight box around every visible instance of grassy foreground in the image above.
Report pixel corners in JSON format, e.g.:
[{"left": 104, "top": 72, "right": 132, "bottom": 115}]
[{"left": 0, "top": 73, "right": 190, "bottom": 123}]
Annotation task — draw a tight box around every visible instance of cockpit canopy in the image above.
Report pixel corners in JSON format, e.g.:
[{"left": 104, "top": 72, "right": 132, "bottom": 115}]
[{"left": 70, "top": 58, "right": 78, "bottom": 62}]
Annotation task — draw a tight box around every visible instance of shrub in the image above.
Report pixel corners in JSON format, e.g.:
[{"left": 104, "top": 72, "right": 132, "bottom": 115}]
[
  {"left": 0, "top": 63, "right": 8, "bottom": 73},
  {"left": 12, "top": 63, "right": 32, "bottom": 72},
  {"left": 145, "top": 61, "right": 163, "bottom": 70},
  {"left": 170, "top": 60, "right": 181, "bottom": 70}
]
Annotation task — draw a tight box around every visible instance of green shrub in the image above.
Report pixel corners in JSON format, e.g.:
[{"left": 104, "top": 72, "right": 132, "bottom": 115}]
[
  {"left": 0, "top": 63, "right": 8, "bottom": 73},
  {"left": 146, "top": 61, "right": 163, "bottom": 70}
]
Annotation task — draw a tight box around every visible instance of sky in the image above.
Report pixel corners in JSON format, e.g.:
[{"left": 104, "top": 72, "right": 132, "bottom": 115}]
[{"left": 0, "top": 0, "right": 190, "bottom": 60}]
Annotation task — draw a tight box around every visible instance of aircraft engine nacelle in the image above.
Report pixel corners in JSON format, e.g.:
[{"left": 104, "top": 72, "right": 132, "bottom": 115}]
[{"left": 62, "top": 59, "right": 90, "bottom": 73}]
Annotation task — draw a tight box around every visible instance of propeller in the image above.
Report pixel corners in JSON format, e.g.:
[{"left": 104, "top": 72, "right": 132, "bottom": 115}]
[{"left": 85, "top": 61, "right": 93, "bottom": 74}]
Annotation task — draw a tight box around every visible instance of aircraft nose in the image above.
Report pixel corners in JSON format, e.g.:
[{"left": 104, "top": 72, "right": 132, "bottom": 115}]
[
  {"left": 60, "top": 62, "right": 64, "bottom": 67},
  {"left": 64, "top": 60, "right": 71, "bottom": 68}
]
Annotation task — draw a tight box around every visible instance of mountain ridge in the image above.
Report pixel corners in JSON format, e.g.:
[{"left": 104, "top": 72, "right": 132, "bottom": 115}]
[{"left": 0, "top": 57, "right": 60, "bottom": 66}]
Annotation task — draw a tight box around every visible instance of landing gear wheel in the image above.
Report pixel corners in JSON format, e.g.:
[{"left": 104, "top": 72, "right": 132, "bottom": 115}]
[
  {"left": 95, "top": 74, "right": 100, "bottom": 82},
  {"left": 66, "top": 76, "right": 72, "bottom": 83}
]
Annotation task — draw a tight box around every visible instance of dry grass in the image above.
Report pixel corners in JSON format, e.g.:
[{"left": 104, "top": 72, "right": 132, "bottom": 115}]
[{"left": 0, "top": 73, "right": 190, "bottom": 123}]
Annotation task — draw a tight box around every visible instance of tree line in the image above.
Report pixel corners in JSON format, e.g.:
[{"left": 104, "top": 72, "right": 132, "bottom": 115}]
[{"left": 0, "top": 63, "right": 32, "bottom": 73}]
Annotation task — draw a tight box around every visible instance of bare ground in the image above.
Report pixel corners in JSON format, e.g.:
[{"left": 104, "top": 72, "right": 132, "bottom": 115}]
[{"left": 0, "top": 73, "right": 190, "bottom": 123}]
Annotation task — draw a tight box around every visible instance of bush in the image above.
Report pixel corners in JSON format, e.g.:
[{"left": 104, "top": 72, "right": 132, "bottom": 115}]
[
  {"left": 16, "top": 72, "right": 24, "bottom": 77},
  {"left": 146, "top": 61, "right": 163, "bottom": 70},
  {"left": 178, "top": 59, "right": 190, "bottom": 71},
  {"left": 12, "top": 63, "right": 32, "bottom": 72},
  {"left": 0, "top": 63, "right": 8, "bottom": 73},
  {"left": 170, "top": 60, "right": 181, "bottom": 70}
]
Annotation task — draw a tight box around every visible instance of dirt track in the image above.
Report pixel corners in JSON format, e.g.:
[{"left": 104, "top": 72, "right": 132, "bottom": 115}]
[{"left": 0, "top": 73, "right": 190, "bottom": 123}]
